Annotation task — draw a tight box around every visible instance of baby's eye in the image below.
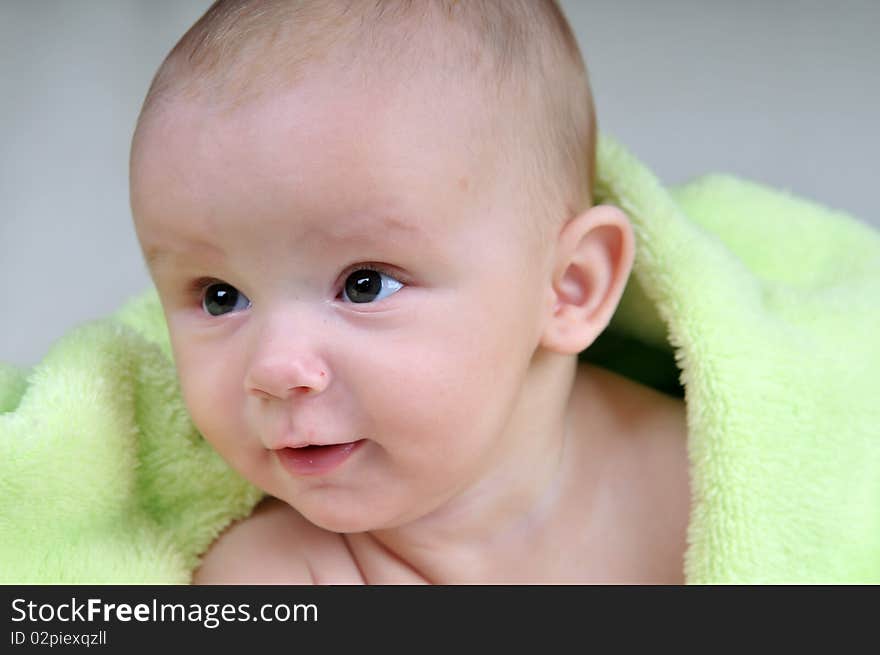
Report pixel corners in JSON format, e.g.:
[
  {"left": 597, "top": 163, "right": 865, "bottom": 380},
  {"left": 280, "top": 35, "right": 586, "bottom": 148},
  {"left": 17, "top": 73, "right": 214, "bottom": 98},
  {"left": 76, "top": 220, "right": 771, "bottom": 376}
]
[
  {"left": 342, "top": 268, "right": 403, "bottom": 304},
  {"left": 202, "top": 282, "right": 251, "bottom": 316}
]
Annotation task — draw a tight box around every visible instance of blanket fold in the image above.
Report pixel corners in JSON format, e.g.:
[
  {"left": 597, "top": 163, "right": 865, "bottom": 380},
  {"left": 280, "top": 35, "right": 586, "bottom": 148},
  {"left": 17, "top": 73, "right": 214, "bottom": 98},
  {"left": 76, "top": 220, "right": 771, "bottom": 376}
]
[{"left": 2, "top": 135, "right": 878, "bottom": 583}]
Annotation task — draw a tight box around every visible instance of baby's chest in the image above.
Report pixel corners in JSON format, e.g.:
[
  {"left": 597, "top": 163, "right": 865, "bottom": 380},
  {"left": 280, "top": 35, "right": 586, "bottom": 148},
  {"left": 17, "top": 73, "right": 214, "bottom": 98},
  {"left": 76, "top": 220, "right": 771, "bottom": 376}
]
[{"left": 328, "top": 533, "right": 429, "bottom": 585}]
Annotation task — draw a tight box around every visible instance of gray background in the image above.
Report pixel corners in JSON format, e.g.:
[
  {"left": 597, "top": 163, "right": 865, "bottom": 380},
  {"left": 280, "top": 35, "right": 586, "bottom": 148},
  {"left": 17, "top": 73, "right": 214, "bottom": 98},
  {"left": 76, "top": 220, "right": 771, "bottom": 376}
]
[{"left": 2, "top": 0, "right": 878, "bottom": 367}]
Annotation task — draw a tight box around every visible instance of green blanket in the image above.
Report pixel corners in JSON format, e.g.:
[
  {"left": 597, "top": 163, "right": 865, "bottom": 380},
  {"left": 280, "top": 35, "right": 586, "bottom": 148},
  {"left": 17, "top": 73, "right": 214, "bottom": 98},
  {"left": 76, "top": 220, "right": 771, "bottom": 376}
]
[{"left": 2, "top": 135, "right": 878, "bottom": 583}]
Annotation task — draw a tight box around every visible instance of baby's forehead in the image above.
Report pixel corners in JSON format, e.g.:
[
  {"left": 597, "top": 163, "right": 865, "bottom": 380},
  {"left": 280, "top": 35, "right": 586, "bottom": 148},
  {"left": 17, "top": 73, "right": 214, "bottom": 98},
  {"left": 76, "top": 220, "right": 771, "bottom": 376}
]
[
  {"left": 134, "top": 1, "right": 593, "bottom": 248},
  {"left": 134, "top": 76, "right": 548, "bottom": 269},
  {"left": 136, "top": 14, "right": 506, "bottom": 176},
  {"left": 132, "top": 89, "right": 504, "bottom": 239},
  {"left": 136, "top": 69, "right": 496, "bottom": 188}
]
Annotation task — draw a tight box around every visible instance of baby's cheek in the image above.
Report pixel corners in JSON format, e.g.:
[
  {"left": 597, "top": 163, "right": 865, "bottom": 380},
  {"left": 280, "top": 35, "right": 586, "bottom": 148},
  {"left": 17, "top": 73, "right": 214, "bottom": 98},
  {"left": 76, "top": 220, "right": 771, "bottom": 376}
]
[
  {"left": 379, "top": 333, "right": 511, "bottom": 441},
  {"left": 176, "top": 349, "right": 242, "bottom": 448}
]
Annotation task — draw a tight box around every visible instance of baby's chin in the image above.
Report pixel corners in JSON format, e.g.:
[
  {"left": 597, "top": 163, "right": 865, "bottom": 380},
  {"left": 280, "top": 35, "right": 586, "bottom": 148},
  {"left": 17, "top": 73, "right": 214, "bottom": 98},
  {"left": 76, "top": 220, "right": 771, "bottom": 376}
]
[
  {"left": 298, "top": 504, "right": 386, "bottom": 534},
  {"left": 288, "top": 488, "right": 433, "bottom": 535},
  {"left": 275, "top": 488, "right": 390, "bottom": 534}
]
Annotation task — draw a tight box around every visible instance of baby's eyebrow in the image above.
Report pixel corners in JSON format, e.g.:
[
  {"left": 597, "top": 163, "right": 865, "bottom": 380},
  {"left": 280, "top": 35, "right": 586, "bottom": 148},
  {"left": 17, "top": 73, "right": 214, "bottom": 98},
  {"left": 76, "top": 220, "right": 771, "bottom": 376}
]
[
  {"left": 144, "top": 239, "right": 225, "bottom": 270},
  {"left": 143, "top": 214, "right": 426, "bottom": 270},
  {"left": 313, "top": 213, "right": 426, "bottom": 245}
]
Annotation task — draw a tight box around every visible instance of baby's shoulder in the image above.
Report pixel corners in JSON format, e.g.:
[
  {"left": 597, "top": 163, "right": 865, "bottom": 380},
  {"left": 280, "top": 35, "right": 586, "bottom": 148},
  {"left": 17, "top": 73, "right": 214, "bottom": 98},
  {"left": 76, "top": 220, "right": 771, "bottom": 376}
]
[
  {"left": 565, "top": 363, "right": 690, "bottom": 583},
  {"left": 192, "top": 496, "right": 363, "bottom": 584},
  {"left": 571, "top": 362, "right": 687, "bottom": 449}
]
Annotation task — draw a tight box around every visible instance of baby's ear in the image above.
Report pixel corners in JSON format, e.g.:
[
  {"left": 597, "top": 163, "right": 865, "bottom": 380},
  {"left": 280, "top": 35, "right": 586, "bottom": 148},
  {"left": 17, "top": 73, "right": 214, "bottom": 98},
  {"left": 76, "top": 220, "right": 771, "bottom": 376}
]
[{"left": 539, "top": 205, "right": 634, "bottom": 355}]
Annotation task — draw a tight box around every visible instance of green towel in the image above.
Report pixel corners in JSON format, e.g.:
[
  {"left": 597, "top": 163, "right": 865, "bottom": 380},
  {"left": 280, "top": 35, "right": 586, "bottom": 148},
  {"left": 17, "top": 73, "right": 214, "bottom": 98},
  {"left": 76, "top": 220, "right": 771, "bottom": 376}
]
[{"left": 2, "top": 135, "right": 878, "bottom": 583}]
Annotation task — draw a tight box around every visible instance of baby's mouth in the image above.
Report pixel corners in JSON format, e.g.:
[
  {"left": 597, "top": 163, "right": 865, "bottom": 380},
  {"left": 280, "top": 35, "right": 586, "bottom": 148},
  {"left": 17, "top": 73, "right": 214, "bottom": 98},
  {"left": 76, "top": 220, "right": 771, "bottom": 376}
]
[{"left": 275, "top": 439, "right": 365, "bottom": 477}]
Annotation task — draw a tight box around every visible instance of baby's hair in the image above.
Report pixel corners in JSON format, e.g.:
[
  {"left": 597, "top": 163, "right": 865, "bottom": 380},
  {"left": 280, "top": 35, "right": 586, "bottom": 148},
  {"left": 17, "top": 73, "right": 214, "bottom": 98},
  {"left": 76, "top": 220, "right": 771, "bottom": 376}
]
[{"left": 136, "top": 0, "right": 596, "bottom": 238}]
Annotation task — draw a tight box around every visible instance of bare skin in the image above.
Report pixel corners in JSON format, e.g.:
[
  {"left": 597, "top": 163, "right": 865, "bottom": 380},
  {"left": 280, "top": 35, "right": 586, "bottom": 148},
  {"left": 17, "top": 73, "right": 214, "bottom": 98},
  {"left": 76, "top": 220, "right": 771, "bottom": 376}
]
[
  {"left": 193, "top": 362, "right": 690, "bottom": 585},
  {"left": 131, "top": 42, "right": 690, "bottom": 587}
]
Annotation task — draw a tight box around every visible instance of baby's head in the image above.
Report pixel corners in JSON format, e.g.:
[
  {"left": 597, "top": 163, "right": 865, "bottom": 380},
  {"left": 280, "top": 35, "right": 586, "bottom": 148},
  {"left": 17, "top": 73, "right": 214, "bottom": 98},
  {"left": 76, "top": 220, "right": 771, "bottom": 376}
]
[{"left": 130, "top": 0, "right": 632, "bottom": 532}]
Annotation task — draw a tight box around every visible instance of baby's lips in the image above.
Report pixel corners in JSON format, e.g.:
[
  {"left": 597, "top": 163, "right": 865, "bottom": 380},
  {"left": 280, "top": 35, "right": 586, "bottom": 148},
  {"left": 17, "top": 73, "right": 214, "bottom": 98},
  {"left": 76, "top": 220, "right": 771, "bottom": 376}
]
[{"left": 274, "top": 439, "right": 366, "bottom": 476}]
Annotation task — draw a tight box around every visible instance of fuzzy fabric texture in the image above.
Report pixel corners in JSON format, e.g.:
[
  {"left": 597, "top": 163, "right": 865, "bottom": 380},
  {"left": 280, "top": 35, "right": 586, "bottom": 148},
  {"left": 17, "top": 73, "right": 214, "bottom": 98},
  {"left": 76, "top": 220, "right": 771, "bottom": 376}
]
[
  {"left": 0, "top": 297, "right": 263, "bottom": 583},
  {"left": 2, "top": 135, "right": 878, "bottom": 583}
]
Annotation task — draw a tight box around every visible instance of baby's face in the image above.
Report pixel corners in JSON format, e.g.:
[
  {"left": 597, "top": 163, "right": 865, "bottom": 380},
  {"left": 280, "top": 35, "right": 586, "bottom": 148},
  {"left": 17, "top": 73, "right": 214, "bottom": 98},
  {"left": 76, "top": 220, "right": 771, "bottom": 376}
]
[{"left": 131, "top": 67, "right": 554, "bottom": 532}]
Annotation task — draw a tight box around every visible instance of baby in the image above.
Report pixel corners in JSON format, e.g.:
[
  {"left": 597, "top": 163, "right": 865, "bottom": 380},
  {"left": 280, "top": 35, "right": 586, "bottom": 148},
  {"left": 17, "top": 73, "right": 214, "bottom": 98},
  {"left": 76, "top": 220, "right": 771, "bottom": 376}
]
[{"left": 129, "top": 0, "right": 690, "bottom": 584}]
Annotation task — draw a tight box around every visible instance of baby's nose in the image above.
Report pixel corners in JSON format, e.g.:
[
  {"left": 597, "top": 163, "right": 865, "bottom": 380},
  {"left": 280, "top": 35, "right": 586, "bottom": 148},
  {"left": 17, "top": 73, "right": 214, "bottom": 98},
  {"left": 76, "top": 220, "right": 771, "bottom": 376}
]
[{"left": 244, "top": 351, "right": 330, "bottom": 400}]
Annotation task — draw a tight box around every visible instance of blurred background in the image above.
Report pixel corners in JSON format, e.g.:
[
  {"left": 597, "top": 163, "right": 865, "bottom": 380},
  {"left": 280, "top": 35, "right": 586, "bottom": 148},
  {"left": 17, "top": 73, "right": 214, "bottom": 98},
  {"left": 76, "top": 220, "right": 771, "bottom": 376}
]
[{"left": 2, "top": 0, "right": 878, "bottom": 367}]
